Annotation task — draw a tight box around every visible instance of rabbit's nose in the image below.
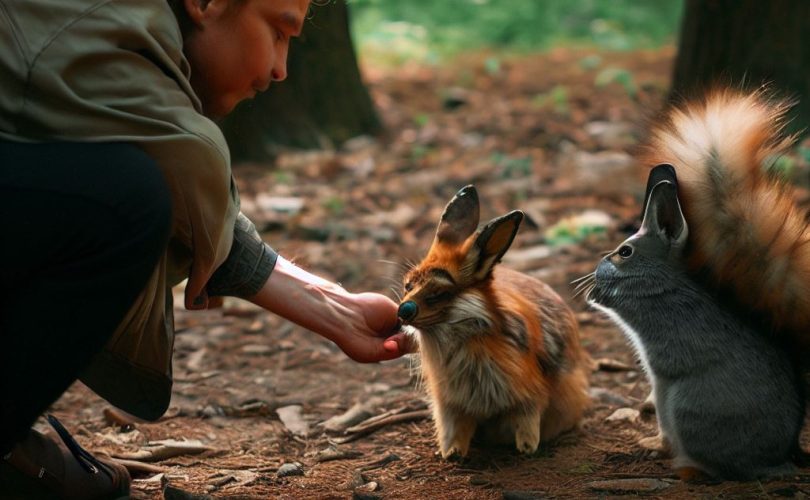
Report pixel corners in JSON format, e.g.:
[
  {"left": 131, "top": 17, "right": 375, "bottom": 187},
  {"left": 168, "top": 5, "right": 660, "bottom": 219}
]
[{"left": 398, "top": 301, "right": 418, "bottom": 322}]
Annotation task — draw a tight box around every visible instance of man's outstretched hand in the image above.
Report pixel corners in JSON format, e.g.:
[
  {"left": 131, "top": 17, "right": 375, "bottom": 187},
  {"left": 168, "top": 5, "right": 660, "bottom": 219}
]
[
  {"left": 248, "top": 256, "right": 417, "bottom": 363},
  {"left": 334, "top": 292, "right": 417, "bottom": 363}
]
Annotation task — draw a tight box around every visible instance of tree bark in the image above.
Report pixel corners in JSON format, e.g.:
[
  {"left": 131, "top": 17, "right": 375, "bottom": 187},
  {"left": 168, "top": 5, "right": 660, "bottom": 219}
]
[
  {"left": 220, "top": 1, "right": 381, "bottom": 163},
  {"left": 671, "top": 0, "right": 810, "bottom": 132}
]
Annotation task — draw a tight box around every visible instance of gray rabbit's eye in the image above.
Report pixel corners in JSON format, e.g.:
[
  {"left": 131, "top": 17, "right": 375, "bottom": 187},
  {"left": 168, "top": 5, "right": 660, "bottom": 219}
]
[{"left": 617, "top": 245, "right": 633, "bottom": 258}]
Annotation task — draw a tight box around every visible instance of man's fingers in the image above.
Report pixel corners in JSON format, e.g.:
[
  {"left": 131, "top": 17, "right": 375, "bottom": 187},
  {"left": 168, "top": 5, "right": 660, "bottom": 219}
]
[{"left": 383, "top": 332, "right": 417, "bottom": 355}]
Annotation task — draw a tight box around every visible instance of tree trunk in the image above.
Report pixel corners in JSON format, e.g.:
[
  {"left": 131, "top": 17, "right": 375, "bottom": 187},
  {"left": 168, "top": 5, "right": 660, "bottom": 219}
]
[
  {"left": 220, "top": 1, "right": 381, "bottom": 163},
  {"left": 671, "top": 0, "right": 810, "bottom": 132}
]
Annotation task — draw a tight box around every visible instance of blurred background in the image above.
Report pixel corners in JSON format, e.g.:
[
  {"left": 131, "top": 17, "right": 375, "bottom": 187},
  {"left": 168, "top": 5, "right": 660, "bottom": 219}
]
[
  {"left": 220, "top": 0, "right": 810, "bottom": 276},
  {"left": 221, "top": 0, "right": 810, "bottom": 165}
]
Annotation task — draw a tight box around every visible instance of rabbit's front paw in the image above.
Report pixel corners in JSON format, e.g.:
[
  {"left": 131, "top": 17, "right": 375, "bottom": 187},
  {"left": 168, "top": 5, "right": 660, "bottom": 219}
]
[
  {"left": 438, "top": 413, "right": 476, "bottom": 459},
  {"left": 513, "top": 411, "right": 541, "bottom": 454}
]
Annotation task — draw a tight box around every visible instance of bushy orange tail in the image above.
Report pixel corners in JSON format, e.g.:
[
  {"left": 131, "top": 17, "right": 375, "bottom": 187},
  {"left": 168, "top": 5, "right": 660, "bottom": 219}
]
[{"left": 638, "top": 89, "right": 810, "bottom": 347}]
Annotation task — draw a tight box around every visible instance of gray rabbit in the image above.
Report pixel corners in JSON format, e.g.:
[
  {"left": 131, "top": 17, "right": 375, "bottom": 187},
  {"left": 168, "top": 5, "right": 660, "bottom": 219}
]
[{"left": 583, "top": 164, "right": 804, "bottom": 480}]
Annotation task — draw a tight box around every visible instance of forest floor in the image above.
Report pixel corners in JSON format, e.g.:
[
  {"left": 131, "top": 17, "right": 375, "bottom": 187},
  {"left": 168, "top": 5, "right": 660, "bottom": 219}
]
[{"left": 48, "top": 46, "right": 810, "bottom": 499}]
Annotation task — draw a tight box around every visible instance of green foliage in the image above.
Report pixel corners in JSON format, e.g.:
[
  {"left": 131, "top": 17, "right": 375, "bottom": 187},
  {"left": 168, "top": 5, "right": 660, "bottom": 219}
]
[
  {"left": 322, "top": 195, "right": 346, "bottom": 215},
  {"left": 349, "top": 0, "right": 683, "bottom": 60},
  {"left": 272, "top": 170, "right": 295, "bottom": 185},
  {"left": 544, "top": 211, "right": 610, "bottom": 247},
  {"left": 484, "top": 57, "right": 502, "bottom": 75},
  {"left": 410, "top": 144, "right": 431, "bottom": 161},
  {"left": 532, "top": 85, "right": 570, "bottom": 115},
  {"left": 413, "top": 113, "right": 431, "bottom": 127},
  {"left": 568, "top": 462, "right": 598, "bottom": 474},
  {"left": 799, "top": 146, "right": 810, "bottom": 165},
  {"left": 594, "top": 67, "right": 638, "bottom": 97},
  {"left": 578, "top": 54, "right": 603, "bottom": 70},
  {"left": 491, "top": 151, "right": 533, "bottom": 178}
]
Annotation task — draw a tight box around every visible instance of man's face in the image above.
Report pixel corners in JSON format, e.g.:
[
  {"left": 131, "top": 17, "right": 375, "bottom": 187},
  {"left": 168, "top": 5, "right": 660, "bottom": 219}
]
[{"left": 183, "top": 0, "right": 309, "bottom": 118}]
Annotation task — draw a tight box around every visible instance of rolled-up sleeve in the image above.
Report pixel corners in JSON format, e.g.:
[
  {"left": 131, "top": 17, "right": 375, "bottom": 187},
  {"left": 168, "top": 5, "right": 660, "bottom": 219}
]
[{"left": 206, "top": 212, "right": 278, "bottom": 299}]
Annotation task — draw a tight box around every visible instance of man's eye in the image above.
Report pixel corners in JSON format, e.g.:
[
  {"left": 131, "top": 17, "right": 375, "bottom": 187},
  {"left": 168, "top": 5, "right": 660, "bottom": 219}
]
[{"left": 425, "top": 291, "right": 453, "bottom": 306}]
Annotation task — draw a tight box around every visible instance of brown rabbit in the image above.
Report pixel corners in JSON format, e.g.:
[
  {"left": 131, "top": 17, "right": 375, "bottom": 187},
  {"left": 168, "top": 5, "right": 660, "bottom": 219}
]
[{"left": 398, "top": 186, "right": 590, "bottom": 458}]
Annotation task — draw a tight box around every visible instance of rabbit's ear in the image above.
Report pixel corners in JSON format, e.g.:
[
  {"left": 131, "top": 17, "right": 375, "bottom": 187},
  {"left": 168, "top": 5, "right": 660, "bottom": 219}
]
[
  {"left": 640, "top": 180, "right": 688, "bottom": 247},
  {"left": 641, "top": 163, "right": 677, "bottom": 218},
  {"left": 435, "top": 185, "right": 480, "bottom": 245},
  {"left": 464, "top": 210, "right": 523, "bottom": 281}
]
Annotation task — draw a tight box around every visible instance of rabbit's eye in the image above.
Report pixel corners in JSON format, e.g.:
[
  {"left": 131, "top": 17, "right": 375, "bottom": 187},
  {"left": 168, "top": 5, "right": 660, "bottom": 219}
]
[
  {"left": 425, "top": 291, "right": 453, "bottom": 306},
  {"left": 404, "top": 282, "right": 414, "bottom": 292},
  {"left": 617, "top": 245, "right": 633, "bottom": 258}
]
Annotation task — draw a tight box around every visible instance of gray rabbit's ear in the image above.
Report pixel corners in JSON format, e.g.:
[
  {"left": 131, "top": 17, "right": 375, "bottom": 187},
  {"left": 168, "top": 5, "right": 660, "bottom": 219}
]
[
  {"left": 640, "top": 180, "right": 688, "bottom": 247},
  {"left": 435, "top": 185, "right": 480, "bottom": 245},
  {"left": 641, "top": 163, "right": 678, "bottom": 218},
  {"left": 465, "top": 210, "right": 523, "bottom": 281}
]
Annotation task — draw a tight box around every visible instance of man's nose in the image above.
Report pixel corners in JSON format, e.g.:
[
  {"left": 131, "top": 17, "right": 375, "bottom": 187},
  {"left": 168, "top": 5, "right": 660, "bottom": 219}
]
[{"left": 272, "top": 46, "right": 289, "bottom": 82}]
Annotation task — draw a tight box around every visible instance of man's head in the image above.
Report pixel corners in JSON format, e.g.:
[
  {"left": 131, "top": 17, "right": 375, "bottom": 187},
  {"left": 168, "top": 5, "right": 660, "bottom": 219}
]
[{"left": 175, "top": 0, "right": 310, "bottom": 118}]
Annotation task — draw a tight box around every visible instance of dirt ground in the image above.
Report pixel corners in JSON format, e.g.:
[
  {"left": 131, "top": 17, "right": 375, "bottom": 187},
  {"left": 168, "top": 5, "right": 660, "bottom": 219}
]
[{"left": 47, "top": 47, "right": 810, "bottom": 499}]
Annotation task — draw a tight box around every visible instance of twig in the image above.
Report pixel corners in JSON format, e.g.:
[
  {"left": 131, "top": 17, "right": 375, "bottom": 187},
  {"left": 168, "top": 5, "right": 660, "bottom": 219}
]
[
  {"left": 113, "top": 458, "right": 165, "bottom": 474},
  {"left": 334, "top": 409, "right": 431, "bottom": 443}
]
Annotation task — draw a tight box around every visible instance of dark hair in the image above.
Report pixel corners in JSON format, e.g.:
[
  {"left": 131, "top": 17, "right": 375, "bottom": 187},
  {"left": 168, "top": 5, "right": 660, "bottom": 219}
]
[
  {"left": 166, "top": 0, "right": 194, "bottom": 38},
  {"left": 166, "top": 0, "right": 245, "bottom": 39}
]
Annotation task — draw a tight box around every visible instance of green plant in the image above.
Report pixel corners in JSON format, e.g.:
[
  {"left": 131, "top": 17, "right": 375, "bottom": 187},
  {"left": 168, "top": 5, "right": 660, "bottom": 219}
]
[
  {"left": 350, "top": 0, "right": 683, "bottom": 60},
  {"left": 594, "top": 67, "right": 637, "bottom": 97},
  {"left": 322, "top": 195, "right": 346, "bottom": 216}
]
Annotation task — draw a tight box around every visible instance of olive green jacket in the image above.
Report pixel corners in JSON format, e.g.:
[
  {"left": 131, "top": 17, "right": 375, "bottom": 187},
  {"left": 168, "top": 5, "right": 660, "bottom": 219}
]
[{"left": 0, "top": 0, "right": 238, "bottom": 419}]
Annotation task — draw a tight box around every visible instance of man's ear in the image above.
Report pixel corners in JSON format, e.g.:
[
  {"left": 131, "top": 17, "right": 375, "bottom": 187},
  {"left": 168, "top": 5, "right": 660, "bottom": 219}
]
[
  {"left": 640, "top": 180, "right": 688, "bottom": 247},
  {"left": 183, "top": 0, "right": 229, "bottom": 27}
]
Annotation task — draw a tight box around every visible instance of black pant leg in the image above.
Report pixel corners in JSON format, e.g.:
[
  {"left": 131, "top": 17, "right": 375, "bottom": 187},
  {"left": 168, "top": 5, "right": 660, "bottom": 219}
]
[{"left": 0, "top": 141, "right": 172, "bottom": 453}]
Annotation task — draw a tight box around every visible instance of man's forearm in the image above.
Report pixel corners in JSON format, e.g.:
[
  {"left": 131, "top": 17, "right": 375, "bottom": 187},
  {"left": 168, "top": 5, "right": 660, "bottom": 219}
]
[{"left": 246, "top": 255, "right": 354, "bottom": 342}]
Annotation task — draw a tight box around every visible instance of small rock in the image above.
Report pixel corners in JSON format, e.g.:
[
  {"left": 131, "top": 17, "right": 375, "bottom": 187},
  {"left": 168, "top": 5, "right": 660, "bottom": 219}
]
[
  {"left": 366, "top": 383, "right": 391, "bottom": 394},
  {"left": 586, "top": 478, "right": 672, "bottom": 494},
  {"left": 242, "top": 344, "right": 274, "bottom": 356},
  {"left": 588, "top": 387, "right": 632, "bottom": 407},
  {"left": 605, "top": 407, "right": 640, "bottom": 423},
  {"left": 355, "top": 481, "right": 379, "bottom": 493},
  {"left": 594, "top": 357, "right": 637, "bottom": 372},
  {"left": 442, "top": 87, "right": 469, "bottom": 110},
  {"left": 469, "top": 476, "right": 490, "bottom": 486},
  {"left": 255, "top": 194, "right": 305, "bottom": 215},
  {"left": 502, "top": 245, "right": 552, "bottom": 270},
  {"left": 584, "top": 120, "right": 636, "bottom": 149},
  {"left": 314, "top": 446, "right": 363, "bottom": 463},
  {"left": 341, "top": 135, "right": 377, "bottom": 153},
  {"left": 240, "top": 344, "right": 273, "bottom": 355},
  {"left": 459, "top": 132, "right": 484, "bottom": 148},
  {"left": 200, "top": 405, "right": 224, "bottom": 418},
  {"left": 276, "top": 405, "right": 310, "bottom": 436},
  {"left": 277, "top": 462, "right": 304, "bottom": 478},
  {"left": 568, "top": 150, "right": 640, "bottom": 195}
]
